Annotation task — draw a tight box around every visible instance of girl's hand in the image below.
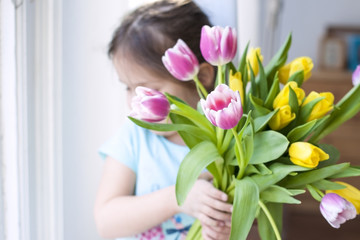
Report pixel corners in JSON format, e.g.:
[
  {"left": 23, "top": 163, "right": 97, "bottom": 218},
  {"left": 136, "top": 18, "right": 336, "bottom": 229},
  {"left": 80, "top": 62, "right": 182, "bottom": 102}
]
[
  {"left": 202, "top": 223, "right": 231, "bottom": 240},
  {"left": 179, "top": 174, "right": 232, "bottom": 231}
]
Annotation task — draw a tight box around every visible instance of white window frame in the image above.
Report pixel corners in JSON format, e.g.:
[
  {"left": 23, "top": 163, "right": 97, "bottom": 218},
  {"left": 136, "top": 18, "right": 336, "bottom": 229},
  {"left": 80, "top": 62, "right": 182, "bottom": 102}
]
[{"left": 1, "top": 0, "right": 63, "bottom": 239}]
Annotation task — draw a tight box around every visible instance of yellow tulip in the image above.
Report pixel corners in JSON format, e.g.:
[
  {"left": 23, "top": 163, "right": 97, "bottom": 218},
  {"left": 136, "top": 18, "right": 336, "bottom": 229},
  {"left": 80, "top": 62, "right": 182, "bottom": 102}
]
[
  {"left": 229, "top": 70, "right": 244, "bottom": 105},
  {"left": 302, "top": 91, "right": 334, "bottom": 122},
  {"left": 289, "top": 142, "right": 329, "bottom": 168},
  {"left": 273, "top": 82, "right": 305, "bottom": 109},
  {"left": 246, "top": 47, "right": 263, "bottom": 81},
  {"left": 327, "top": 181, "right": 360, "bottom": 214},
  {"left": 269, "top": 105, "right": 296, "bottom": 130},
  {"left": 278, "top": 57, "right": 314, "bottom": 85}
]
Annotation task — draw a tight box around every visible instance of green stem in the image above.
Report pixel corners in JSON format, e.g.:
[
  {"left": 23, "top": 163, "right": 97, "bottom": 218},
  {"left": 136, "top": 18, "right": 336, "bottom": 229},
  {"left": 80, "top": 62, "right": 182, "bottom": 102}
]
[
  {"left": 216, "top": 128, "right": 224, "bottom": 149},
  {"left": 217, "top": 65, "right": 224, "bottom": 85},
  {"left": 231, "top": 127, "right": 245, "bottom": 179},
  {"left": 193, "top": 76, "right": 208, "bottom": 98},
  {"left": 259, "top": 200, "right": 282, "bottom": 240}
]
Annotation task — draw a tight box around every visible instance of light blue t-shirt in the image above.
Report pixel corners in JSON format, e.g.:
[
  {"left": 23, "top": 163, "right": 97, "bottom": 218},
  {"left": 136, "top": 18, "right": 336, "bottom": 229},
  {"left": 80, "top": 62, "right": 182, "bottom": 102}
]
[{"left": 99, "top": 119, "right": 194, "bottom": 240}]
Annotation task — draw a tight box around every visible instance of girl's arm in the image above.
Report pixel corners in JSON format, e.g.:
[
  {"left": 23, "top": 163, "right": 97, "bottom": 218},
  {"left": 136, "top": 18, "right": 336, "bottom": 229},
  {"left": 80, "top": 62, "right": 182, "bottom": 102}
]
[
  {"left": 94, "top": 157, "right": 232, "bottom": 239},
  {"left": 94, "top": 157, "right": 179, "bottom": 238}
]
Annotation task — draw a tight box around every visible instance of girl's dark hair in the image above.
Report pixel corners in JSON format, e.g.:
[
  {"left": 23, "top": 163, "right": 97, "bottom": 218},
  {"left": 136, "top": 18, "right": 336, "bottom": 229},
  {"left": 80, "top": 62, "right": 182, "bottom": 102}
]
[{"left": 108, "top": 0, "right": 212, "bottom": 78}]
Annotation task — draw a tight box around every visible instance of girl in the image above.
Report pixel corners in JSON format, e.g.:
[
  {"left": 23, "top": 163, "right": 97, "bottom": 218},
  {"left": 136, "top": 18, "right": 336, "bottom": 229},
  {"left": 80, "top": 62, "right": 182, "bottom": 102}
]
[{"left": 94, "top": 1, "right": 232, "bottom": 239}]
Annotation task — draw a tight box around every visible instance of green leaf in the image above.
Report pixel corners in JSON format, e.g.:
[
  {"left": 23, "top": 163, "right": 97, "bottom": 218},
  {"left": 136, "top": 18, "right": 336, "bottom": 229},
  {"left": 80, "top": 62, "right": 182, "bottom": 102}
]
[
  {"left": 243, "top": 124, "right": 254, "bottom": 166},
  {"left": 169, "top": 113, "right": 206, "bottom": 148},
  {"left": 250, "top": 131, "right": 289, "bottom": 164},
  {"left": 249, "top": 94, "right": 271, "bottom": 117},
  {"left": 256, "top": 163, "right": 272, "bottom": 175},
  {"left": 286, "top": 119, "right": 317, "bottom": 143},
  {"left": 176, "top": 141, "right": 222, "bottom": 205},
  {"left": 329, "top": 167, "right": 360, "bottom": 179},
  {"left": 245, "top": 164, "right": 261, "bottom": 175},
  {"left": 288, "top": 85, "right": 299, "bottom": 115},
  {"left": 283, "top": 163, "right": 350, "bottom": 188},
  {"left": 310, "top": 84, "right": 360, "bottom": 143},
  {"left": 256, "top": 53, "right": 268, "bottom": 101},
  {"left": 238, "top": 41, "right": 250, "bottom": 73},
  {"left": 230, "top": 178, "right": 259, "bottom": 240},
  {"left": 166, "top": 93, "right": 215, "bottom": 134},
  {"left": 264, "top": 73, "right": 280, "bottom": 109},
  {"left": 306, "top": 184, "right": 323, "bottom": 202},
  {"left": 317, "top": 144, "right": 340, "bottom": 168},
  {"left": 260, "top": 185, "right": 301, "bottom": 204},
  {"left": 298, "top": 96, "right": 325, "bottom": 124},
  {"left": 287, "top": 70, "right": 305, "bottom": 87},
  {"left": 227, "top": 61, "right": 237, "bottom": 74},
  {"left": 253, "top": 109, "right": 279, "bottom": 132},
  {"left": 248, "top": 62, "right": 258, "bottom": 97},
  {"left": 265, "top": 33, "right": 292, "bottom": 80},
  {"left": 288, "top": 189, "right": 306, "bottom": 195},
  {"left": 128, "top": 116, "right": 214, "bottom": 143},
  {"left": 312, "top": 179, "right": 346, "bottom": 190},
  {"left": 251, "top": 163, "right": 309, "bottom": 191},
  {"left": 257, "top": 203, "right": 283, "bottom": 240}
]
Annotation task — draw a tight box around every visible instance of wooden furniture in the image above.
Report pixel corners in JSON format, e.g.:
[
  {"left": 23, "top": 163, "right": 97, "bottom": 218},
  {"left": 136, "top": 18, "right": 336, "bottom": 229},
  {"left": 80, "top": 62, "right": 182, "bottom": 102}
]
[{"left": 284, "top": 70, "right": 360, "bottom": 240}]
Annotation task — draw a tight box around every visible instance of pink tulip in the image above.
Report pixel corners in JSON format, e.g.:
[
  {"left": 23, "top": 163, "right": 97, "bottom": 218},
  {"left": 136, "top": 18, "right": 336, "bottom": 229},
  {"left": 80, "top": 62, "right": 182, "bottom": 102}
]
[
  {"left": 352, "top": 65, "right": 360, "bottom": 86},
  {"left": 129, "top": 86, "right": 170, "bottom": 123},
  {"left": 320, "top": 193, "right": 357, "bottom": 228},
  {"left": 201, "top": 84, "right": 243, "bottom": 129},
  {"left": 200, "top": 25, "right": 237, "bottom": 66},
  {"left": 162, "top": 39, "right": 199, "bottom": 81}
]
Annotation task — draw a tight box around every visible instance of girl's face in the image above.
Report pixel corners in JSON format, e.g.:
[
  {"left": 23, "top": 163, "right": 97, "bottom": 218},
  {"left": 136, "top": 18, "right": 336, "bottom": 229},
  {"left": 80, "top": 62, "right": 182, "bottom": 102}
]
[{"left": 113, "top": 53, "right": 199, "bottom": 143}]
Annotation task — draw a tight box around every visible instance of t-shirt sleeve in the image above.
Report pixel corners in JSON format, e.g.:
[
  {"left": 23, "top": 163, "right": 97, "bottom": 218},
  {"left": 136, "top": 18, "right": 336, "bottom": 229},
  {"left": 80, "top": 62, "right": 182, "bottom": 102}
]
[{"left": 98, "top": 119, "right": 139, "bottom": 174}]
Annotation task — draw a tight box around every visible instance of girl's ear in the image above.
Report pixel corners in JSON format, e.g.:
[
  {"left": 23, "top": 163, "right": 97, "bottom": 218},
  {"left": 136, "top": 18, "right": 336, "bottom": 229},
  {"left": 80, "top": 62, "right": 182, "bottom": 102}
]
[{"left": 197, "top": 62, "right": 215, "bottom": 91}]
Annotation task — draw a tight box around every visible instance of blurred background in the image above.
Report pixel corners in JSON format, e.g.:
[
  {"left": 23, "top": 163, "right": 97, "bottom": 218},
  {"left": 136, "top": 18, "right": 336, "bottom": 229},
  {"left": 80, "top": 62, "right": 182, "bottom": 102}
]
[{"left": 1, "top": 0, "right": 359, "bottom": 239}]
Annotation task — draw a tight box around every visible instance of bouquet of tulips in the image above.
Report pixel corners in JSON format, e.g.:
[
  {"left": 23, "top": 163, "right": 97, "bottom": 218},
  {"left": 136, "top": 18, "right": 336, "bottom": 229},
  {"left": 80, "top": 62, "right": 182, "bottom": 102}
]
[{"left": 129, "top": 25, "right": 360, "bottom": 240}]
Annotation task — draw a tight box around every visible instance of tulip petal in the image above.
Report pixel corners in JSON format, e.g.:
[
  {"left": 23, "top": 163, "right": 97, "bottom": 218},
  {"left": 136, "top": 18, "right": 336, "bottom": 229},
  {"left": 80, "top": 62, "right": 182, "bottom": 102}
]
[
  {"left": 200, "top": 25, "right": 237, "bottom": 66},
  {"left": 320, "top": 193, "right": 357, "bottom": 228},
  {"left": 352, "top": 65, "right": 360, "bottom": 86},
  {"left": 162, "top": 39, "right": 199, "bottom": 81}
]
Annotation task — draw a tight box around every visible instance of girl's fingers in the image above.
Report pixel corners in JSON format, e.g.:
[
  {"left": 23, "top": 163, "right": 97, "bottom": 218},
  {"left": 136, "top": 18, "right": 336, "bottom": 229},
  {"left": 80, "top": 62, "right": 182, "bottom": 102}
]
[
  {"left": 208, "top": 186, "right": 228, "bottom": 202},
  {"left": 202, "top": 224, "right": 231, "bottom": 240},
  {"left": 201, "top": 205, "right": 232, "bottom": 222},
  {"left": 204, "top": 195, "right": 233, "bottom": 213},
  {"left": 198, "top": 213, "right": 222, "bottom": 227},
  {"left": 198, "top": 171, "right": 213, "bottom": 181}
]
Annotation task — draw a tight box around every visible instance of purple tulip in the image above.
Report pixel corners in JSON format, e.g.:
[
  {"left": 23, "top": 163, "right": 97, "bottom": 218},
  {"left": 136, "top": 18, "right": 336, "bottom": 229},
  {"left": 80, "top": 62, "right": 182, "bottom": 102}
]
[
  {"left": 201, "top": 84, "right": 243, "bottom": 129},
  {"left": 352, "top": 65, "right": 360, "bottom": 86},
  {"left": 162, "top": 39, "right": 199, "bottom": 81},
  {"left": 200, "top": 25, "right": 237, "bottom": 66},
  {"left": 320, "top": 193, "right": 357, "bottom": 228},
  {"left": 129, "top": 86, "right": 170, "bottom": 123}
]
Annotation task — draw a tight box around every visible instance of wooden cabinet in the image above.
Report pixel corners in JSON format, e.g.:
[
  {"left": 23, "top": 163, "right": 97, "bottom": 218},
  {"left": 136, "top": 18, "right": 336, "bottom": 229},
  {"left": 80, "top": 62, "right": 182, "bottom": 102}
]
[{"left": 284, "top": 70, "right": 360, "bottom": 240}]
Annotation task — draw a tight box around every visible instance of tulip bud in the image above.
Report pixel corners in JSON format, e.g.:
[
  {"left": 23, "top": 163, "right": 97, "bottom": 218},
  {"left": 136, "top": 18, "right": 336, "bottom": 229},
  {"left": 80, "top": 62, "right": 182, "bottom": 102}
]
[
  {"left": 327, "top": 181, "right": 360, "bottom": 214},
  {"left": 289, "top": 142, "right": 329, "bottom": 168},
  {"left": 200, "top": 25, "right": 237, "bottom": 66},
  {"left": 278, "top": 57, "right": 313, "bottom": 85},
  {"left": 246, "top": 47, "right": 263, "bottom": 80},
  {"left": 129, "top": 86, "right": 170, "bottom": 123},
  {"left": 268, "top": 105, "right": 296, "bottom": 130},
  {"left": 320, "top": 193, "right": 357, "bottom": 228},
  {"left": 352, "top": 65, "right": 360, "bottom": 86},
  {"left": 273, "top": 82, "right": 305, "bottom": 109},
  {"left": 201, "top": 84, "right": 243, "bottom": 129},
  {"left": 302, "top": 91, "right": 334, "bottom": 122},
  {"left": 162, "top": 39, "right": 199, "bottom": 81},
  {"left": 229, "top": 70, "right": 244, "bottom": 105}
]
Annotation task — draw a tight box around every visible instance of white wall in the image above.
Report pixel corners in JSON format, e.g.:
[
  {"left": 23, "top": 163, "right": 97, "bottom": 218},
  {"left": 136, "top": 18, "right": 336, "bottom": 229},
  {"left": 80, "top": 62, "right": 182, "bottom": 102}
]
[
  {"left": 62, "top": 1, "right": 128, "bottom": 239},
  {"left": 276, "top": 0, "right": 360, "bottom": 67}
]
